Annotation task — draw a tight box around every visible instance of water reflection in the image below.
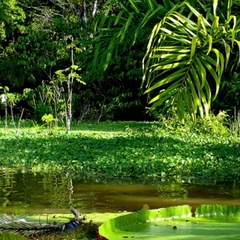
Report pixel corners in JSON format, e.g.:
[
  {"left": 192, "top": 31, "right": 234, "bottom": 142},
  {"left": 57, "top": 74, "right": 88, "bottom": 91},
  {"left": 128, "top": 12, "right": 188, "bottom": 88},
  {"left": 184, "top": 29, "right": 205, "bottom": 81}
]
[{"left": 0, "top": 167, "right": 240, "bottom": 215}]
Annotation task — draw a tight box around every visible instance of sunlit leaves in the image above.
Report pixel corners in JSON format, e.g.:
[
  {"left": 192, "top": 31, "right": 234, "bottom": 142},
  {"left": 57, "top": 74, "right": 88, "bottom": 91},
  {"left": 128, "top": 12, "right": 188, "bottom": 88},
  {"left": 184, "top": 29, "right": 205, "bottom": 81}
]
[
  {"left": 0, "top": 121, "right": 239, "bottom": 183},
  {"left": 0, "top": 0, "right": 26, "bottom": 39},
  {"left": 142, "top": 0, "right": 239, "bottom": 121},
  {"left": 91, "top": 0, "right": 177, "bottom": 72}
]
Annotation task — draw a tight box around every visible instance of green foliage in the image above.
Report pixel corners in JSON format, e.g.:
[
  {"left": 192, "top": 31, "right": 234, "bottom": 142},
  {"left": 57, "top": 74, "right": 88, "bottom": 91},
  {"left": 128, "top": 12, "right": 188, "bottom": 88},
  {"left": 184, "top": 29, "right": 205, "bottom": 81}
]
[
  {"left": 41, "top": 114, "right": 56, "bottom": 134},
  {"left": 0, "top": 0, "right": 239, "bottom": 123},
  {"left": 90, "top": 0, "right": 176, "bottom": 73},
  {"left": 0, "top": 0, "right": 87, "bottom": 89},
  {"left": 156, "top": 111, "right": 230, "bottom": 136},
  {"left": 0, "top": 86, "right": 9, "bottom": 93},
  {"left": 193, "top": 111, "right": 229, "bottom": 135},
  {"left": 229, "top": 107, "right": 240, "bottom": 137},
  {"left": 213, "top": 72, "right": 240, "bottom": 113},
  {"left": 41, "top": 113, "right": 55, "bottom": 123},
  {"left": 55, "top": 65, "right": 85, "bottom": 85},
  {"left": 35, "top": 102, "right": 52, "bottom": 122},
  {"left": 6, "top": 92, "right": 21, "bottom": 106},
  {"left": 0, "top": 121, "right": 239, "bottom": 184},
  {"left": 142, "top": 0, "right": 240, "bottom": 121},
  {"left": 80, "top": 40, "right": 150, "bottom": 121},
  {"left": 85, "top": 0, "right": 240, "bottom": 122},
  {"left": 0, "top": 0, "right": 26, "bottom": 40},
  {"left": 23, "top": 85, "right": 54, "bottom": 122}
]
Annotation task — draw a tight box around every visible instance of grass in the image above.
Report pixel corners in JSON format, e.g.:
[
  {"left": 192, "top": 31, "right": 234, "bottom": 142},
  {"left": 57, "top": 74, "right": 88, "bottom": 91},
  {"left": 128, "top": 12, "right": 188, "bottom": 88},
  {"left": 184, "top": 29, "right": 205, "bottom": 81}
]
[{"left": 0, "top": 120, "right": 240, "bottom": 184}]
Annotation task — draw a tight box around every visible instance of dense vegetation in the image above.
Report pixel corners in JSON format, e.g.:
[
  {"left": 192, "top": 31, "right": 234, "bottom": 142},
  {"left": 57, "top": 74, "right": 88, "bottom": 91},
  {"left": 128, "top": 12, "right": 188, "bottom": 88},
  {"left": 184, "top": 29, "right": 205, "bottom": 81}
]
[
  {"left": 1, "top": 120, "right": 240, "bottom": 184},
  {"left": 0, "top": 0, "right": 239, "bottom": 184},
  {"left": 0, "top": 0, "right": 239, "bottom": 127}
]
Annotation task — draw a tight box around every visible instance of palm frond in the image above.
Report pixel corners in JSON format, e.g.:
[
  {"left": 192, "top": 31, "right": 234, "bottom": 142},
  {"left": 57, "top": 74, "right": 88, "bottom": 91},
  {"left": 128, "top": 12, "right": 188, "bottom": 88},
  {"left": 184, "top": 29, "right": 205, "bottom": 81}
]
[
  {"left": 142, "top": 0, "right": 238, "bottom": 120},
  {"left": 90, "top": 0, "right": 176, "bottom": 72}
]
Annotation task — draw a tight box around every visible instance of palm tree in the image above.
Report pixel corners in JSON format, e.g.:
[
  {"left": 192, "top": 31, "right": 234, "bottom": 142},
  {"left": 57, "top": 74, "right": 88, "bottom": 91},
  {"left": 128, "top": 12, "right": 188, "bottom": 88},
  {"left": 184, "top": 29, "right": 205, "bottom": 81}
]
[
  {"left": 90, "top": 0, "right": 179, "bottom": 72},
  {"left": 142, "top": 0, "right": 240, "bottom": 120},
  {"left": 88, "top": 0, "right": 240, "bottom": 121}
]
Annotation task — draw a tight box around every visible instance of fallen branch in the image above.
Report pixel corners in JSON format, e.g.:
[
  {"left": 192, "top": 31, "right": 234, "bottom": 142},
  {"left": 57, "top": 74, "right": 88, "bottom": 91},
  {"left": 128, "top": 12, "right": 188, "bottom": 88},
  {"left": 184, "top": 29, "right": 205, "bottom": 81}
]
[{"left": 0, "top": 208, "right": 87, "bottom": 238}]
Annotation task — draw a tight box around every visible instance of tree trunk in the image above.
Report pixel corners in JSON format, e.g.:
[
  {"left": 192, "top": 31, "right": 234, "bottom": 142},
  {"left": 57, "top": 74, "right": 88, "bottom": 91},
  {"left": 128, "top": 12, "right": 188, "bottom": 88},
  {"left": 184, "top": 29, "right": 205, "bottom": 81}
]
[
  {"left": 65, "top": 83, "right": 72, "bottom": 134},
  {"left": 10, "top": 105, "right": 18, "bottom": 134},
  {"left": 92, "top": 0, "right": 98, "bottom": 18},
  {"left": 17, "top": 108, "right": 24, "bottom": 130},
  {"left": 82, "top": 0, "right": 87, "bottom": 22},
  {"left": 4, "top": 102, "right": 8, "bottom": 129},
  {"left": 65, "top": 39, "right": 74, "bottom": 134},
  {"left": 66, "top": 116, "right": 71, "bottom": 134},
  {"left": 65, "top": 85, "right": 72, "bottom": 134}
]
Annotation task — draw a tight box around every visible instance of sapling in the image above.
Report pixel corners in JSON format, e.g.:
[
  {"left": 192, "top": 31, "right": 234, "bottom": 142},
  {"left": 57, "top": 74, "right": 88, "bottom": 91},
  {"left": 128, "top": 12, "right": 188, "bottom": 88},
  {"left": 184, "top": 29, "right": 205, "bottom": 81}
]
[
  {"left": 55, "top": 36, "right": 85, "bottom": 134},
  {"left": 6, "top": 91, "right": 24, "bottom": 135},
  {"left": 41, "top": 114, "right": 56, "bottom": 135}
]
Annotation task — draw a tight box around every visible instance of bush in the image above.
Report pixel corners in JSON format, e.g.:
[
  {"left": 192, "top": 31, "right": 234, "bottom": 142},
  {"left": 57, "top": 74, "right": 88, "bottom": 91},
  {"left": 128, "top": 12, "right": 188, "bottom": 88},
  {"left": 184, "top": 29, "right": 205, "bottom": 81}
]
[{"left": 157, "top": 111, "right": 230, "bottom": 136}]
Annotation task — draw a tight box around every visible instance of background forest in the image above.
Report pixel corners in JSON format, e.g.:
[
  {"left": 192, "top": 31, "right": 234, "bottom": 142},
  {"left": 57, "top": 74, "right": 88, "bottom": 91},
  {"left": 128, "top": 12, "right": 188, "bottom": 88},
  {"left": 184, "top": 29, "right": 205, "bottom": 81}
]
[{"left": 0, "top": 0, "right": 239, "bottom": 127}]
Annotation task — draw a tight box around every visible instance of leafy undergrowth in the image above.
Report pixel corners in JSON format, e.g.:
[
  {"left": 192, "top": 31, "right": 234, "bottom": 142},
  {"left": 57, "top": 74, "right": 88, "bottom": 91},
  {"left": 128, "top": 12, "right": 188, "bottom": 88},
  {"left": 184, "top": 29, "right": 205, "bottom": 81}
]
[{"left": 0, "top": 121, "right": 240, "bottom": 184}]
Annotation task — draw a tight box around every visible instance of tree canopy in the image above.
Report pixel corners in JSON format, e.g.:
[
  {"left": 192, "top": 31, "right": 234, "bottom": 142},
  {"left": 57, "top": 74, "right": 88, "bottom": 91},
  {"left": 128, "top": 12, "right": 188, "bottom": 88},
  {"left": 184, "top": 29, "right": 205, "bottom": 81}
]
[{"left": 0, "top": 0, "right": 239, "bottom": 123}]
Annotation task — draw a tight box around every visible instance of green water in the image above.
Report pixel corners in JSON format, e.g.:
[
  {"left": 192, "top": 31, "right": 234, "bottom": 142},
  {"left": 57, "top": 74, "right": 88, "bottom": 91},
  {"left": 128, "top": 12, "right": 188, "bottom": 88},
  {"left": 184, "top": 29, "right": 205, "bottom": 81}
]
[{"left": 1, "top": 167, "right": 240, "bottom": 215}]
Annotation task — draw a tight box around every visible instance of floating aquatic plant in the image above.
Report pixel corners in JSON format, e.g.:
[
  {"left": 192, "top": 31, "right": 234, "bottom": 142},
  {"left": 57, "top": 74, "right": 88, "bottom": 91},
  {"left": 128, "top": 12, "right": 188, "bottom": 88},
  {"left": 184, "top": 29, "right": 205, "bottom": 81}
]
[{"left": 98, "top": 204, "right": 240, "bottom": 240}]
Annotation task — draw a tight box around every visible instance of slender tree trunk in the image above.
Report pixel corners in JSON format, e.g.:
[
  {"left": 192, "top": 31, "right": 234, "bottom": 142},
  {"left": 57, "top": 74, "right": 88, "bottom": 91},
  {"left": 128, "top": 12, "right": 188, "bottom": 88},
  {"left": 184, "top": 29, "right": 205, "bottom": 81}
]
[
  {"left": 65, "top": 84, "right": 71, "bottom": 134},
  {"left": 97, "top": 106, "right": 104, "bottom": 123},
  {"left": 17, "top": 108, "right": 24, "bottom": 131},
  {"left": 4, "top": 102, "right": 8, "bottom": 129},
  {"left": 65, "top": 39, "right": 74, "bottom": 134},
  {"left": 92, "top": 0, "right": 98, "bottom": 18},
  {"left": 53, "top": 85, "right": 62, "bottom": 126},
  {"left": 65, "top": 82, "right": 72, "bottom": 134},
  {"left": 238, "top": 110, "right": 240, "bottom": 136},
  {"left": 82, "top": 0, "right": 87, "bottom": 22},
  {"left": 1, "top": 93, "right": 8, "bottom": 129},
  {"left": 79, "top": 104, "right": 90, "bottom": 122},
  {"left": 10, "top": 105, "right": 18, "bottom": 134}
]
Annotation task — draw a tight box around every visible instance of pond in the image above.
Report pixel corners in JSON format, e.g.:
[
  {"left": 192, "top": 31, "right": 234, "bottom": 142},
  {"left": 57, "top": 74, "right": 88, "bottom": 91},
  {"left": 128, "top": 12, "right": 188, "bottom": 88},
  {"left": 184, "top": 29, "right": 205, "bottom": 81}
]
[{"left": 1, "top": 167, "right": 240, "bottom": 215}]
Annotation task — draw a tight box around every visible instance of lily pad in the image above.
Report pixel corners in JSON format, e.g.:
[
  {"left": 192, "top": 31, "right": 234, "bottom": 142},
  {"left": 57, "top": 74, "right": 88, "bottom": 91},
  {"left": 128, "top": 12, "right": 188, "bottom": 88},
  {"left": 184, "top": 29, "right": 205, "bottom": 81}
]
[{"left": 98, "top": 205, "right": 240, "bottom": 239}]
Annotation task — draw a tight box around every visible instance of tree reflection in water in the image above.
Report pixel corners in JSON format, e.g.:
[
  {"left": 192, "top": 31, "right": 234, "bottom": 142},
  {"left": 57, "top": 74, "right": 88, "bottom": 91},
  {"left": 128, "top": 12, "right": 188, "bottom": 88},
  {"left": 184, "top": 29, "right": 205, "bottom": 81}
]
[{"left": 1, "top": 167, "right": 240, "bottom": 215}]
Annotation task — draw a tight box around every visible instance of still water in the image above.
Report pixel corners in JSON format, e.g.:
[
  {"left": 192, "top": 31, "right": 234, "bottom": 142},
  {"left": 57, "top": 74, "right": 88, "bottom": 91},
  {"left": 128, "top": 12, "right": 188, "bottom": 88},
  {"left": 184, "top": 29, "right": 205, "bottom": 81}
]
[{"left": 1, "top": 167, "right": 240, "bottom": 215}]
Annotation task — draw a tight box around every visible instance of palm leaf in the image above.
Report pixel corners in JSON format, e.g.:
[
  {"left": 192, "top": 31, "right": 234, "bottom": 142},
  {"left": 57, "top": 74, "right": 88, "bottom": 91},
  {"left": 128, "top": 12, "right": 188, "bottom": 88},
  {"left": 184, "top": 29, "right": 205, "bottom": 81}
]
[
  {"left": 142, "top": 0, "right": 238, "bottom": 120},
  {"left": 234, "top": 39, "right": 240, "bottom": 65},
  {"left": 89, "top": 0, "right": 177, "bottom": 73},
  {"left": 146, "top": 73, "right": 184, "bottom": 95},
  {"left": 190, "top": 36, "right": 198, "bottom": 60}
]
